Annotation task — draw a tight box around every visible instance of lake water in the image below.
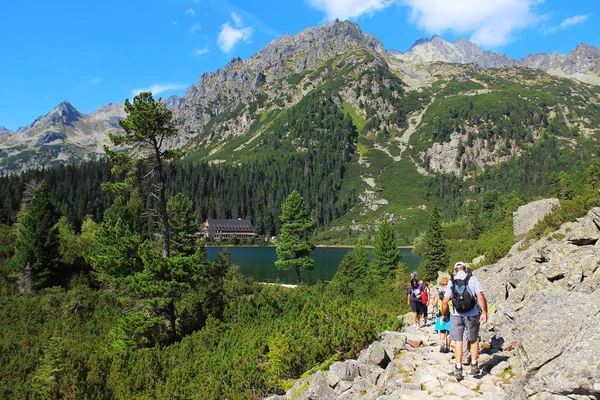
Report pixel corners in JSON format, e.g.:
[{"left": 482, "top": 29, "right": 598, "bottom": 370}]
[{"left": 205, "top": 246, "right": 422, "bottom": 285}]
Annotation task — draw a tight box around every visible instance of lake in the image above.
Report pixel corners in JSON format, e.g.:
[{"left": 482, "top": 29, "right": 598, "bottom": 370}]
[{"left": 205, "top": 246, "right": 422, "bottom": 285}]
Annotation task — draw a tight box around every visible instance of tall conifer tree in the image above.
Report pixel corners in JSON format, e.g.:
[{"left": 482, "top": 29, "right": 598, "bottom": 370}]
[
  {"left": 11, "top": 181, "right": 59, "bottom": 290},
  {"left": 372, "top": 220, "right": 400, "bottom": 282},
  {"left": 103, "top": 92, "right": 182, "bottom": 258},
  {"left": 418, "top": 206, "right": 449, "bottom": 282},
  {"left": 275, "top": 190, "right": 315, "bottom": 285}
]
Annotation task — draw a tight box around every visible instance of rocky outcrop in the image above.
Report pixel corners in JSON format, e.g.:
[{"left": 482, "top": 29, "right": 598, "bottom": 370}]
[
  {"left": 476, "top": 207, "right": 600, "bottom": 399},
  {"left": 512, "top": 198, "right": 560, "bottom": 237}
]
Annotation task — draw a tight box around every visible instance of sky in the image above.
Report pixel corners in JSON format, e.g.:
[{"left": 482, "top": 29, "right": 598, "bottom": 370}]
[{"left": 0, "top": 0, "right": 598, "bottom": 131}]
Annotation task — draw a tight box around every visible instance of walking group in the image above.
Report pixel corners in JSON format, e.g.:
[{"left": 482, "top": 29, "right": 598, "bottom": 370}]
[{"left": 407, "top": 261, "right": 488, "bottom": 381}]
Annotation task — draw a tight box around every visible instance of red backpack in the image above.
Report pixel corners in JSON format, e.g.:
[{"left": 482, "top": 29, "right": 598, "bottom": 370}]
[{"left": 421, "top": 286, "right": 429, "bottom": 304}]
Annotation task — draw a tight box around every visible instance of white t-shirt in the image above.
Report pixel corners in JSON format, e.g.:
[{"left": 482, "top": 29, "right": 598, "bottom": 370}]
[{"left": 444, "top": 271, "right": 484, "bottom": 317}]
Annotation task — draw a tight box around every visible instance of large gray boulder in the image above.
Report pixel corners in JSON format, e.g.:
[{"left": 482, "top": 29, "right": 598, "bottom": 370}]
[
  {"left": 512, "top": 198, "right": 560, "bottom": 237},
  {"left": 476, "top": 207, "right": 600, "bottom": 398}
]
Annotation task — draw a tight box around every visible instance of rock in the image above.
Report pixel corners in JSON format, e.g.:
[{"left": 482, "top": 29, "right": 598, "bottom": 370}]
[
  {"left": 286, "top": 376, "right": 311, "bottom": 399},
  {"left": 379, "top": 331, "right": 407, "bottom": 360},
  {"left": 397, "top": 358, "right": 416, "bottom": 372},
  {"left": 358, "top": 363, "right": 384, "bottom": 384},
  {"left": 512, "top": 198, "right": 560, "bottom": 237},
  {"left": 387, "top": 389, "right": 435, "bottom": 400},
  {"left": 411, "top": 368, "right": 437, "bottom": 385},
  {"left": 490, "top": 361, "right": 510, "bottom": 375},
  {"left": 377, "top": 361, "right": 400, "bottom": 389},
  {"left": 358, "top": 341, "right": 390, "bottom": 367},
  {"left": 406, "top": 336, "right": 422, "bottom": 349},
  {"left": 327, "top": 360, "right": 359, "bottom": 387},
  {"left": 306, "top": 371, "right": 335, "bottom": 400},
  {"left": 442, "top": 382, "right": 480, "bottom": 397},
  {"left": 334, "top": 380, "right": 353, "bottom": 395}
]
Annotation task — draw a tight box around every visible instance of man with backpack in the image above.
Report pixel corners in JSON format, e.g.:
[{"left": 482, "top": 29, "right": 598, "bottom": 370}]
[{"left": 441, "top": 261, "right": 488, "bottom": 381}]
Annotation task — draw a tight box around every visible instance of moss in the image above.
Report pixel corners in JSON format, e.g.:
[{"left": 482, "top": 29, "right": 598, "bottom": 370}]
[
  {"left": 290, "top": 381, "right": 309, "bottom": 399},
  {"left": 301, "top": 352, "right": 341, "bottom": 378}
]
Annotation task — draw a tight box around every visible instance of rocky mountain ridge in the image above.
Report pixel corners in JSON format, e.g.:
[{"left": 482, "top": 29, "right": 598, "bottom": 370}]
[
  {"left": 2, "top": 20, "right": 600, "bottom": 195},
  {"left": 393, "top": 35, "right": 600, "bottom": 85}
]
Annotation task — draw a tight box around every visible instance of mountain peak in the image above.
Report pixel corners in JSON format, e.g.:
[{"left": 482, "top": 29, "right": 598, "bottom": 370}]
[{"left": 49, "top": 101, "right": 83, "bottom": 126}]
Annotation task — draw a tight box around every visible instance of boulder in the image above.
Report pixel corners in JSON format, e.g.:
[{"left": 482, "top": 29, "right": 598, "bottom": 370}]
[
  {"left": 512, "top": 198, "right": 559, "bottom": 237},
  {"left": 306, "top": 371, "right": 335, "bottom": 400},
  {"left": 327, "top": 360, "right": 359, "bottom": 387},
  {"left": 357, "top": 341, "right": 390, "bottom": 368},
  {"left": 379, "top": 331, "right": 407, "bottom": 360}
]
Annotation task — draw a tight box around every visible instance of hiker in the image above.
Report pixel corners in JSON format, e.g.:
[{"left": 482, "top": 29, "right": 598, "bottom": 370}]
[
  {"left": 441, "top": 262, "right": 488, "bottom": 381},
  {"left": 418, "top": 279, "right": 430, "bottom": 325},
  {"left": 432, "top": 276, "right": 451, "bottom": 353},
  {"left": 407, "top": 278, "right": 423, "bottom": 327}
]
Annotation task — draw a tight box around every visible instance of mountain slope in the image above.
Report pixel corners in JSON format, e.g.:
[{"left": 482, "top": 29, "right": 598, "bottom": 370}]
[{"left": 2, "top": 21, "right": 600, "bottom": 241}]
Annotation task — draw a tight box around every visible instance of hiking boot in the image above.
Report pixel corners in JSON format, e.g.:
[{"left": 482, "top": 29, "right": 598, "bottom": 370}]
[
  {"left": 439, "top": 345, "right": 446, "bottom": 353},
  {"left": 470, "top": 363, "right": 480, "bottom": 376},
  {"left": 454, "top": 366, "right": 464, "bottom": 381}
]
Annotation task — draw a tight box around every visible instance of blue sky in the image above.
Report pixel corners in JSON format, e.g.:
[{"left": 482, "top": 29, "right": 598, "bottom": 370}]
[{"left": 0, "top": 0, "right": 598, "bottom": 131}]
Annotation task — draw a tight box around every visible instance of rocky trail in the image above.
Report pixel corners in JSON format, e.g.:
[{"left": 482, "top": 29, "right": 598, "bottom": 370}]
[{"left": 269, "top": 313, "right": 520, "bottom": 400}]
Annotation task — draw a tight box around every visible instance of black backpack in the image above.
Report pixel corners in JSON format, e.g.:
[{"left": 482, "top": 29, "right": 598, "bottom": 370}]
[{"left": 451, "top": 272, "right": 477, "bottom": 313}]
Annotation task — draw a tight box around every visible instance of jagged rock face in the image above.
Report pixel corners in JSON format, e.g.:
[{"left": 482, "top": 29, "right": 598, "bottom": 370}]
[
  {"left": 171, "top": 20, "right": 386, "bottom": 142},
  {"left": 393, "top": 34, "right": 600, "bottom": 81},
  {"left": 0, "top": 101, "right": 125, "bottom": 174},
  {"left": 475, "top": 207, "right": 600, "bottom": 398},
  {"left": 393, "top": 35, "right": 515, "bottom": 68},
  {"left": 0, "top": 126, "right": 11, "bottom": 137}
]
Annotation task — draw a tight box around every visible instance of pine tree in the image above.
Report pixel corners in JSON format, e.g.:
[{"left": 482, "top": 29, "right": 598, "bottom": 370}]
[
  {"left": 11, "top": 181, "right": 60, "bottom": 290},
  {"left": 418, "top": 206, "right": 449, "bottom": 282},
  {"left": 167, "top": 193, "right": 196, "bottom": 256},
  {"left": 103, "top": 92, "right": 183, "bottom": 258},
  {"left": 329, "top": 241, "right": 369, "bottom": 295},
  {"left": 372, "top": 220, "right": 400, "bottom": 282},
  {"left": 275, "top": 190, "right": 315, "bottom": 285}
]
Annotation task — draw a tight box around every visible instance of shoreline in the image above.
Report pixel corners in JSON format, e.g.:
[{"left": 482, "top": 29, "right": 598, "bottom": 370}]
[{"left": 204, "top": 244, "right": 415, "bottom": 249}]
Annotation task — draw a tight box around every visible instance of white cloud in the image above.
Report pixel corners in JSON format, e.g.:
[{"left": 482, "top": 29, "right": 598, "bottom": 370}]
[
  {"left": 171, "top": 20, "right": 178, "bottom": 26},
  {"left": 231, "top": 11, "right": 243, "bottom": 27},
  {"left": 217, "top": 21, "right": 253, "bottom": 53},
  {"left": 559, "top": 14, "right": 590, "bottom": 29},
  {"left": 401, "top": 0, "right": 543, "bottom": 47},
  {"left": 185, "top": 8, "right": 195, "bottom": 16},
  {"left": 306, "top": 0, "right": 395, "bottom": 21},
  {"left": 131, "top": 84, "right": 186, "bottom": 97},
  {"left": 194, "top": 46, "right": 209, "bottom": 56},
  {"left": 189, "top": 23, "right": 201, "bottom": 34},
  {"left": 89, "top": 77, "right": 101, "bottom": 86}
]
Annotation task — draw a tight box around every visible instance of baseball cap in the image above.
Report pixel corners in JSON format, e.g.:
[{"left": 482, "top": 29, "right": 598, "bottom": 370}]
[{"left": 454, "top": 261, "right": 466, "bottom": 271}]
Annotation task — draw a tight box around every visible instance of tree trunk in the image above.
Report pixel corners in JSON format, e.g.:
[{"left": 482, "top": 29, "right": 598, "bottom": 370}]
[
  {"left": 163, "top": 301, "right": 177, "bottom": 343},
  {"left": 17, "top": 263, "right": 32, "bottom": 293},
  {"left": 296, "top": 268, "right": 302, "bottom": 286},
  {"left": 154, "top": 147, "right": 170, "bottom": 259},
  {"left": 158, "top": 182, "right": 170, "bottom": 259}
]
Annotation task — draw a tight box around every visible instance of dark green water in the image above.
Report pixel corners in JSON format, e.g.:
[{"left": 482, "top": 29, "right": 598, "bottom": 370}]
[{"left": 205, "top": 247, "right": 421, "bottom": 285}]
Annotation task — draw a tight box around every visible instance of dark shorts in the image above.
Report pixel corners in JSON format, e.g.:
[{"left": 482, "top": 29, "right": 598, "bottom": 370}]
[
  {"left": 410, "top": 301, "right": 420, "bottom": 313},
  {"left": 419, "top": 302, "right": 428, "bottom": 317},
  {"left": 449, "top": 314, "right": 480, "bottom": 342}
]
